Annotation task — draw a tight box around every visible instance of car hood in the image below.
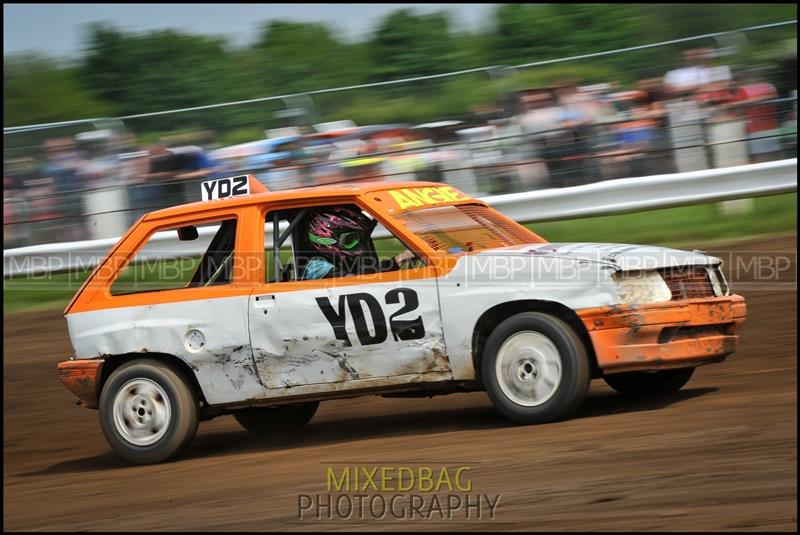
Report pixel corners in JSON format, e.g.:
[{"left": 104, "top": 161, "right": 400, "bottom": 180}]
[{"left": 474, "top": 242, "right": 720, "bottom": 271}]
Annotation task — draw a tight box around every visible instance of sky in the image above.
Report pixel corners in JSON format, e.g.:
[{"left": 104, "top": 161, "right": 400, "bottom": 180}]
[{"left": 3, "top": 3, "right": 497, "bottom": 58}]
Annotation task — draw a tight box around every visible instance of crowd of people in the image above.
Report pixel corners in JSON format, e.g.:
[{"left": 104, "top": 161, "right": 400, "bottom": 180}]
[
  {"left": 4, "top": 48, "right": 797, "bottom": 248},
  {"left": 503, "top": 48, "right": 795, "bottom": 190}
]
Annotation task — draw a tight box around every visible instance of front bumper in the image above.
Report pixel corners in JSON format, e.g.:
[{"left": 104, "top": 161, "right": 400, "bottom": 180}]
[
  {"left": 57, "top": 359, "right": 104, "bottom": 409},
  {"left": 577, "top": 295, "right": 747, "bottom": 374}
]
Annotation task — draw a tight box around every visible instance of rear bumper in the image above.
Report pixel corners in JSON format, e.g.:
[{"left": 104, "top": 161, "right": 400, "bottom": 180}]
[
  {"left": 57, "top": 359, "right": 104, "bottom": 409},
  {"left": 577, "top": 295, "right": 747, "bottom": 374}
]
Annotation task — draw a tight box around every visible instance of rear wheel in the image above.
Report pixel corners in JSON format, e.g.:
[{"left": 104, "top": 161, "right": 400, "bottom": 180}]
[
  {"left": 604, "top": 367, "right": 695, "bottom": 396},
  {"left": 481, "top": 312, "right": 590, "bottom": 424},
  {"left": 99, "top": 359, "right": 199, "bottom": 465},
  {"left": 234, "top": 402, "right": 319, "bottom": 435}
]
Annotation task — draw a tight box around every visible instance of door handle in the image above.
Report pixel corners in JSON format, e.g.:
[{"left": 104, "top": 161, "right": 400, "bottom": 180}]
[{"left": 254, "top": 294, "right": 276, "bottom": 308}]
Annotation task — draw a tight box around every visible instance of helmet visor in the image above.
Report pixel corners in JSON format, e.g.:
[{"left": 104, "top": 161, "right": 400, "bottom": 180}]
[{"left": 308, "top": 230, "right": 363, "bottom": 249}]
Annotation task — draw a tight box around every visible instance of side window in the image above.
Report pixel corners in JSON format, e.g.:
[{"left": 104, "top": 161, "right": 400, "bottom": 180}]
[
  {"left": 263, "top": 204, "right": 424, "bottom": 283},
  {"left": 111, "top": 218, "right": 237, "bottom": 295}
]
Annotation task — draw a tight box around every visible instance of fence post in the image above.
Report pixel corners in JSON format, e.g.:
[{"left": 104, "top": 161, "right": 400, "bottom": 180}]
[
  {"left": 83, "top": 184, "right": 131, "bottom": 240},
  {"left": 666, "top": 99, "right": 710, "bottom": 172}
]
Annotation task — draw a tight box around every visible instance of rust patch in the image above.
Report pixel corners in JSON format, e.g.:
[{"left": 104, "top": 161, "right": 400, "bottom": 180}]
[
  {"left": 57, "top": 359, "right": 104, "bottom": 409},
  {"left": 582, "top": 295, "right": 747, "bottom": 374},
  {"left": 721, "top": 337, "right": 738, "bottom": 354},
  {"left": 424, "top": 345, "right": 451, "bottom": 373}
]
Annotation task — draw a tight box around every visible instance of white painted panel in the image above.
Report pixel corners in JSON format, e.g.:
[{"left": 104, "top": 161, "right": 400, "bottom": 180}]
[
  {"left": 67, "top": 294, "right": 262, "bottom": 405},
  {"left": 248, "top": 276, "right": 450, "bottom": 392}
]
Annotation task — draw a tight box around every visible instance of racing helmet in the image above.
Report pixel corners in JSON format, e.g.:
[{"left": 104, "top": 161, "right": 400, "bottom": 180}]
[{"left": 306, "top": 206, "right": 371, "bottom": 257}]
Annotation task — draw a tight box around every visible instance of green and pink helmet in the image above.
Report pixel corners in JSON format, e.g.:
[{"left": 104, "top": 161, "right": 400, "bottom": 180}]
[{"left": 306, "top": 207, "right": 371, "bottom": 257}]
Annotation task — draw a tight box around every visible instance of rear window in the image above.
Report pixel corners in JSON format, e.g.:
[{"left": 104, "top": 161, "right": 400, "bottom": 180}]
[
  {"left": 396, "top": 204, "right": 543, "bottom": 253},
  {"left": 110, "top": 218, "right": 237, "bottom": 295}
]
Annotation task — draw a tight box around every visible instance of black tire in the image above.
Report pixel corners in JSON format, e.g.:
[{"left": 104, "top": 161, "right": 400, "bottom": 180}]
[
  {"left": 234, "top": 402, "right": 319, "bottom": 435},
  {"left": 99, "top": 359, "right": 199, "bottom": 465},
  {"left": 481, "top": 312, "right": 590, "bottom": 425},
  {"left": 604, "top": 367, "right": 695, "bottom": 396}
]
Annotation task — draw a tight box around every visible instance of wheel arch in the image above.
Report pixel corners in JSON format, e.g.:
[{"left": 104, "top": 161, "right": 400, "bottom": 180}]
[
  {"left": 99, "top": 352, "right": 208, "bottom": 406},
  {"left": 470, "top": 300, "right": 600, "bottom": 382}
]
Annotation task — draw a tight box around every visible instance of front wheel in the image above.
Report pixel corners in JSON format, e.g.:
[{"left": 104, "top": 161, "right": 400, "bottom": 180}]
[
  {"left": 99, "top": 359, "right": 199, "bottom": 465},
  {"left": 234, "top": 402, "right": 319, "bottom": 435},
  {"left": 482, "top": 312, "right": 590, "bottom": 425},
  {"left": 603, "top": 367, "right": 695, "bottom": 396}
]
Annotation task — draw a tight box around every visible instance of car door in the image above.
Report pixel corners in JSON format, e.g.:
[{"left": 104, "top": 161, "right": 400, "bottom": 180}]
[{"left": 247, "top": 202, "right": 452, "bottom": 393}]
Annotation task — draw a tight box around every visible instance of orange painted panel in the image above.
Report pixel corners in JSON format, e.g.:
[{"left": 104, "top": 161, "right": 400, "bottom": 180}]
[
  {"left": 577, "top": 295, "right": 747, "bottom": 373},
  {"left": 57, "top": 359, "right": 104, "bottom": 409}
]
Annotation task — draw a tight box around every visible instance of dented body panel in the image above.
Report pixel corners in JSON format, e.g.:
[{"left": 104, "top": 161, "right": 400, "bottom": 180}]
[
  {"left": 439, "top": 251, "right": 619, "bottom": 379},
  {"left": 57, "top": 359, "right": 104, "bottom": 408},
  {"left": 437, "top": 242, "right": 725, "bottom": 380},
  {"left": 577, "top": 295, "right": 747, "bottom": 373},
  {"left": 66, "top": 295, "right": 262, "bottom": 405},
  {"left": 247, "top": 275, "right": 451, "bottom": 392}
]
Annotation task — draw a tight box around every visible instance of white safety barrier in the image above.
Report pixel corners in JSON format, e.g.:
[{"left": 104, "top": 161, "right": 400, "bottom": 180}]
[
  {"left": 4, "top": 159, "right": 796, "bottom": 277},
  {"left": 486, "top": 158, "right": 797, "bottom": 223}
]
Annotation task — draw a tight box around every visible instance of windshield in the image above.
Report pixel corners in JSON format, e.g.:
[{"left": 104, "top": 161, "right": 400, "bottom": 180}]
[{"left": 395, "top": 204, "right": 544, "bottom": 254}]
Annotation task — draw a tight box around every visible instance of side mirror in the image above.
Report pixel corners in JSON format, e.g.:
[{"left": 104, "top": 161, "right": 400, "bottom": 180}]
[{"left": 177, "top": 225, "right": 198, "bottom": 241}]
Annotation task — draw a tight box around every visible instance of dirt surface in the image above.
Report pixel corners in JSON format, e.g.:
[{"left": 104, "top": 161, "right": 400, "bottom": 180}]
[{"left": 4, "top": 235, "right": 797, "bottom": 531}]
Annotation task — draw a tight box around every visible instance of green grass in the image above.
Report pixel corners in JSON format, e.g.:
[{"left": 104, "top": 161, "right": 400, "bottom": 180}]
[
  {"left": 4, "top": 193, "right": 796, "bottom": 315},
  {"left": 3, "top": 270, "right": 85, "bottom": 315},
  {"left": 528, "top": 193, "right": 797, "bottom": 249}
]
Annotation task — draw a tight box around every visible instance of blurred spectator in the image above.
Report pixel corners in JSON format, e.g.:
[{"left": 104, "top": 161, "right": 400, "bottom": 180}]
[
  {"left": 4, "top": 156, "right": 37, "bottom": 193},
  {"left": 664, "top": 48, "right": 731, "bottom": 97},
  {"left": 554, "top": 82, "right": 599, "bottom": 186},
  {"left": 636, "top": 78, "right": 672, "bottom": 173},
  {"left": 780, "top": 89, "right": 797, "bottom": 158},
  {"left": 3, "top": 158, "right": 38, "bottom": 247},
  {"left": 664, "top": 49, "right": 708, "bottom": 95},
  {"left": 730, "top": 70, "right": 782, "bottom": 163},
  {"left": 518, "top": 88, "right": 562, "bottom": 186},
  {"left": 662, "top": 53, "right": 714, "bottom": 173},
  {"left": 20, "top": 164, "right": 60, "bottom": 244},
  {"left": 74, "top": 129, "right": 120, "bottom": 187},
  {"left": 606, "top": 83, "right": 671, "bottom": 177},
  {"left": 143, "top": 144, "right": 219, "bottom": 209},
  {"left": 124, "top": 148, "right": 158, "bottom": 225},
  {"left": 3, "top": 175, "right": 21, "bottom": 246},
  {"left": 160, "top": 145, "right": 218, "bottom": 180},
  {"left": 41, "top": 138, "right": 86, "bottom": 241},
  {"left": 116, "top": 133, "right": 148, "bottom": 183}
]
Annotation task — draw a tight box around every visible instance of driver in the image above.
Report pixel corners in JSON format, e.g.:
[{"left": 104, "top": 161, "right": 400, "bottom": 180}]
[{"left": 301, "top": 207, "right": 415, "bottom": 280}]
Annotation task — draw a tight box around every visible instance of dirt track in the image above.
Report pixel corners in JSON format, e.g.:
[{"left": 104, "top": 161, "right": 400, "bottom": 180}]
[{"left": 4, "top": 235, "right": 797, "bottom": 531}]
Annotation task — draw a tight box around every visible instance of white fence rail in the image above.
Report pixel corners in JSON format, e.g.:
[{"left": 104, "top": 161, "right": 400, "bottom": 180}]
[
  {"left": 4, "top": 159, "right": 796, "bottom": 277},
  {"left": 488, "top": 158, "right": 797, "bottom": 222}
]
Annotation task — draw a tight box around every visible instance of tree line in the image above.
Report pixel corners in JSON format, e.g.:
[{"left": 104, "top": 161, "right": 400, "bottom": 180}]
[{"left": 4, "top": 4, "right": 796, "bottom": 142}]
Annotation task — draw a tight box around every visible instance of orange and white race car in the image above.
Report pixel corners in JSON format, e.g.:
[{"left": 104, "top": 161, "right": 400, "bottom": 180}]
[{"left": 58, "top": 175, "right": 746, "bottom": 464}]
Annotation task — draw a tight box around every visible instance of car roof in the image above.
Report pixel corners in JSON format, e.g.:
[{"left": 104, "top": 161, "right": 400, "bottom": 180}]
[{"left": 143, "top": 180, "right": 454, "bottom": 221}]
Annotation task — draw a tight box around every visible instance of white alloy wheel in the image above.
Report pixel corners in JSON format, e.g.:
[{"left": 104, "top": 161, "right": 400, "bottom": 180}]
[
  {"left": 495, "top": 331, "right": 563, "bottom": 407},
  {"left": 112, "top": 378, "right": 172, "bottom": 447},
  {"left": 481, "top": 312, "right": 590, "bottom": 425},
  {"left": 100, "top": 359, "right": 198, "bottom": 464}
]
